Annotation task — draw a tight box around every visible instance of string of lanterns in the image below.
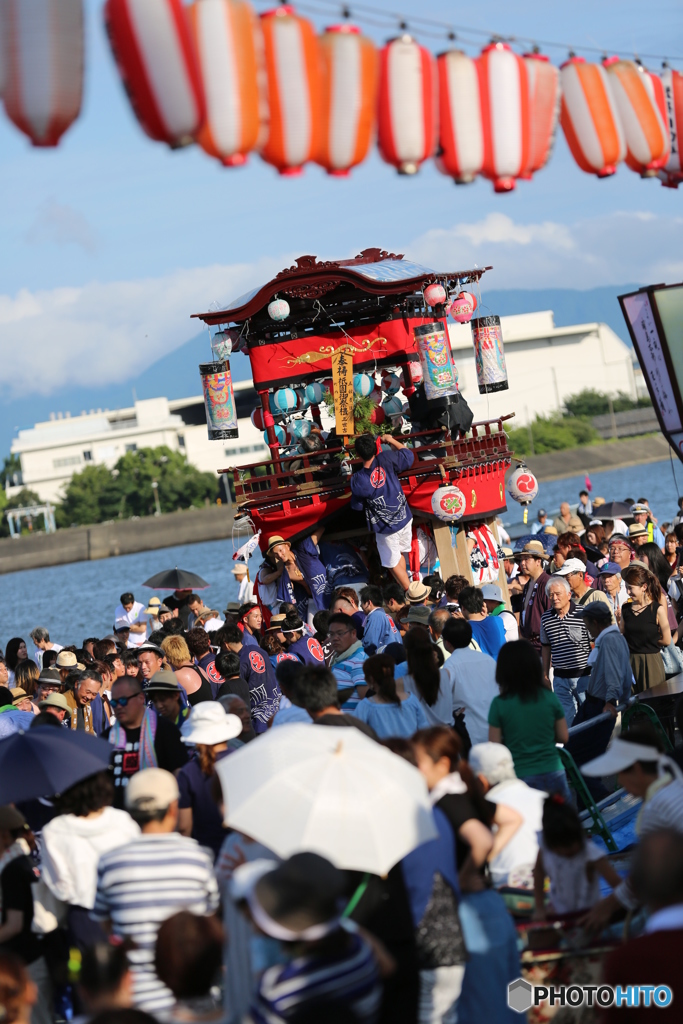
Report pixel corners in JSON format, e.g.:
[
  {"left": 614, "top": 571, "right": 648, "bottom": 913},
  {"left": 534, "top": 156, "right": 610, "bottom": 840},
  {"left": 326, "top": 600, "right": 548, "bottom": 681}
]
[{"left": 3, "top": 1, "right": 681, "bottom": 190}]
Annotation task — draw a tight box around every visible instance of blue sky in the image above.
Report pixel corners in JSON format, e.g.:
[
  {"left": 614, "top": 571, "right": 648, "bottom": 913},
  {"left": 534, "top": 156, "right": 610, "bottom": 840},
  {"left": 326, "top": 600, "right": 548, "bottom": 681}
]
[{"left": 1, "top": 0, "right": 682, "bottom": 410}]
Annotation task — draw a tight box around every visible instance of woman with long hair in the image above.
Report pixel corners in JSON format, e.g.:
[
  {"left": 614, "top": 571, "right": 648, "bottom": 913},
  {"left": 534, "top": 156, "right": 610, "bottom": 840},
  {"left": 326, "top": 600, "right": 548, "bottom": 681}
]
[
  {"left": 399, "top": 627, "right": 458, "bottom": 727},
  {"left": 488, "top": 640, "right": 571, "bottom": 799},
  {"left": 351, "top": 654, "right": 429, "bottom": 738},
  {"left": 638, "top": 541, "right": 678, "bottom": 635},
  {"left": 13, "top": 660, "right": 39, "bottom": 698},
  {"left": 620, "top": 564, "right": 671, "bottom": 692},
  {"left": 412, "top": 727, "right": 521, "bottom": 1024},
  {"left": 178, "top": 703, "right": 242, "bottom": 857},
  {"left": 4, "top": 638, "right": 28, "bottom": 685},
  {"left": 664, "top": 532, "right": 679, "bottom": 570}
]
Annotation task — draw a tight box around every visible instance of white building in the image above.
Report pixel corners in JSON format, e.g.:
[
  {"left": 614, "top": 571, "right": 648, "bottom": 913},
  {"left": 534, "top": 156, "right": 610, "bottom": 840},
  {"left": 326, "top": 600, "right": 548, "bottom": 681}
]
[
  {"left": 8, "top": 382, "right": 269, "bottom": 503},
  {"left": 9, "top": 310, "right": 637, "bottom": 503}
]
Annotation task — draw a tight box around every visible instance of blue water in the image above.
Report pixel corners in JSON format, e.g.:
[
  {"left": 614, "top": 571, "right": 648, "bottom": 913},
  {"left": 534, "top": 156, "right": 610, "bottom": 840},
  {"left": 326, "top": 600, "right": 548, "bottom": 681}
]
[{"left": 2, "top": 452, "right": 682, "bottom": 653}]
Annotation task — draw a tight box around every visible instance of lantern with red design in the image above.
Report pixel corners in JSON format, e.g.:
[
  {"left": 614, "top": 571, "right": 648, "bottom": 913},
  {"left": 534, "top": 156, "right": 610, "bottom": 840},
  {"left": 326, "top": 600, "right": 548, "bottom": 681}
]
[
  {"left": 450, "top": 291, "right": 477, "bottom": 324},
  {"left": 4, "top": 0, "right": 84, "bottom": 147},
  {"left": 659, "top": 66, "right": 683, "bottom": 187},
  {"left": 188, "top": 0, "right": 265, "bottom": 167},
  {"left": 259, "top": 5, "right": 322, "bottom": 175},
  {"left": 521, "top": 52, "right": 560, "bottom": 179},
  {"left": 316, "top": 24, "right": 377, "bottom": 176},
  {"left": 603, "top": 58, "right": 669, "bottom": 176},
  {"left": 378, "top": 35, "right": 436, "bottom": 175},
  {"left": 560, "top": 57, "right": 625, "bottom": 177},
  {"left": 436, "top": 49, "right": 483, "bottom": 184},
  {"left": 476, "top": 42, "right": 530, "bottom": 192},
  {"left": 507, "top": 464, "right": 539, "bottom": 524},
  {"left": 105, "top": 0, "right": 205, "bottom": 148}
]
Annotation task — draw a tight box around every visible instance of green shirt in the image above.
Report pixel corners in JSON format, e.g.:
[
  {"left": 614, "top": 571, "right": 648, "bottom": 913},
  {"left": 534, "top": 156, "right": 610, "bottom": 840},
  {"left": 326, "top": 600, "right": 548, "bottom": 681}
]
[{"left": 488, "top": 687, "right": 565, "bottom": 777}]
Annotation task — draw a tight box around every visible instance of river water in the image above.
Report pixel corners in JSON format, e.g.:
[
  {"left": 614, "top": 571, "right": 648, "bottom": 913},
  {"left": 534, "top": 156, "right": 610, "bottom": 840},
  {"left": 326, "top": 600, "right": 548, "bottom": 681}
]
[{"left": 2, "top": 455, "right": 681, "bottom": 650}]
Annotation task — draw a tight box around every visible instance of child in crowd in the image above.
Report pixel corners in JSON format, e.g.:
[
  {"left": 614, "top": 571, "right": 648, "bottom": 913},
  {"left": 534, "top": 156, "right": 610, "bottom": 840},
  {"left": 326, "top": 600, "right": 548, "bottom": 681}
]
[{"left": 533, "top": 795, "right": 621, "bottom": 918}]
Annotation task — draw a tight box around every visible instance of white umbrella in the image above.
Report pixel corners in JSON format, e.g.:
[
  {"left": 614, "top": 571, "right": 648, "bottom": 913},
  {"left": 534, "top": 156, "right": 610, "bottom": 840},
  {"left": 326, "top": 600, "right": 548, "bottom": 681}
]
[{"left": 215, "top": 724, "right": 438, "bottom": 875}]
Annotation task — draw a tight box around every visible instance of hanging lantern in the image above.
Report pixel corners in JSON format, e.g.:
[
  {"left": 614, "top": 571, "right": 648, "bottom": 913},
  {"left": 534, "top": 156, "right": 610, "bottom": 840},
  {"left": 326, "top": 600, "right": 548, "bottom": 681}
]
[
  {"left": 402, "top": 361, "right": 423, "bottom": 393},
  {"left": 271, "top": 388, "right": 297, "bottom": 413},
  {"left": 413, "top": 323, "right": 459, "bottom": 401},
  {"left": 305, "top": 381, "right": 324, "bottom": 404},
  {"left": 322, "top": 377, "right": 334, "bottom": 395},
  {"left": 4, "top": 0, "right": 84, "bottom": 147},
  {"left": 290, "top": 419, "right": 312, "bottom": 439},
  {"left": 424, "top": 283, "right": 447, "bottom": 307},
  {"left": 259, "top": 6, "right": 321, "bottom": 175},
  {"left": 436, "top": 49, "right": 484, "bottom": 184},
  {"left": 660, "top": 67, "right": 683, "bottom": 187},
  {"left": 522, "top": 52, "right": 560, "bottom": 178},
  {"left": 268, "top": 298, "right": 290, "bottom": 320},
  {"left": 381, "top": 371, "right": 401, "bottom": 395},
  {"left": 559, "top": 57, "right": 625, "bottom": 177},
  {"left": 377, "top": 35, "right": 436, "bottom": 175},
  {"left": 471, "top": 316, "right": 509, "bottom": 394},
  {"left": 353, "top": 373, "right": 374, "bottom": 396},
  {"left": 368, "top": 405, "right": 385, "bottom": 426},
  {"left": 508, "top": 464, "right": 539, "bottom": 524},
  {"left": 603, "top": 58, "right": 669, "bottom": 176},
  {"left": 199, "top": 361, "right": 238, "bottom": 439},
  {"left": 450, "top": 291, "right": 477, "bottom": 324},
  {"left": 316, "top": 24, "right": 377, "bottom": 176},
  {"left": 431, "top": 485, "right": 466, "bottom": 523},
  {"left": 105, "top": 0, "right": 204, "bottom": 148},
  {"left": 251, "top": 407, "right": 268, "bottom": 430},
  {"left": 188, "top": 0, "right": 265, "bottom": 167},
  {"left": 476, "top": 42, "right": 530, "bottom": 192},
  {"left": 295, "top": 387, "right": 309, "bottom": 409},
  {"left": 382, "top": 396, "right": 403, "bottom": 417},
  {"left": 263, "top": 423, "right": 288, "bottom": 446}
]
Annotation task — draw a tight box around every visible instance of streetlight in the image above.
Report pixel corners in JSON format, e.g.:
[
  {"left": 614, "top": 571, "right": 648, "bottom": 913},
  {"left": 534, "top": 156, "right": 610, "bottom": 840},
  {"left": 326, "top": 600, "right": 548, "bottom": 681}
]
[{"left": 151, "top": 480, "right": 161, "bottom": 517}]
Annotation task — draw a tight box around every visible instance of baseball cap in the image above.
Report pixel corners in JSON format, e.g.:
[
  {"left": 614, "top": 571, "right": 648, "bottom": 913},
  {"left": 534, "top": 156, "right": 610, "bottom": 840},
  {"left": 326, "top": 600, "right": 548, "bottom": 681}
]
[
  {"left": 145, "top": 669, "right": 181, "bottom": 693},
  {"left": 38, "top": 692, "right": 70, "bottom": 712},
  {"left": 537, "top": 509, "right": 547, "bottom": 518},
  {"left": 469, "top": 742, "right": 516, "bottom": 786},
  {"left": 599, "top": 562, "right": 621, "bottom": 576},
  {"left": 582, "top": 737, "right": 662, "bottom": 777},
  {"left": 55, "top": 651, "right": 77, "bottom": 669},
  {"left": 114, "top": 618, "right": 131, "bottom": 632},
  {"left": 125, "top": 768, "right": 179, "bottom": 813},
  {"left": 575, "top": 601, "right": 612, "bottom": 622},
  {"left": 480, "top": 583, "right": 503, "bottom": 603},
  {"left": 552, "top": 558, "right": 586, "bottom": 577}
]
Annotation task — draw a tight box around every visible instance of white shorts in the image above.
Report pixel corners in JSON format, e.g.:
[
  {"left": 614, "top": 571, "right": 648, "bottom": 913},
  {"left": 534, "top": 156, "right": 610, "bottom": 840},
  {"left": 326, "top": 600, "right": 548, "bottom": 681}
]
[{"left": 375, "top": 520, "right": 413, "bottom": 569}]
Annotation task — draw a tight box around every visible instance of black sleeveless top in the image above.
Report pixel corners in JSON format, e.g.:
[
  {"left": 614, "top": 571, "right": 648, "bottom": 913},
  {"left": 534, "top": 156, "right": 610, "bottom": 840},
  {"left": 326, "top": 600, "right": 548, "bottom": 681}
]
[{"left": 621, "top": 602, "right": 661, "bottom": 655}]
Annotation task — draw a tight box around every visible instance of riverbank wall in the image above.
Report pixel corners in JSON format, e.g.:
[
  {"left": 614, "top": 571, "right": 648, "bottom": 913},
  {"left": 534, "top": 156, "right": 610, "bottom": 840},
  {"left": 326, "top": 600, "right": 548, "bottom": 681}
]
[
  {"left": 524, "top": 434, "right": 670, "bottom": 483},
  {"left": 0, "top": 504, "right": 234, "bottom": 576}
]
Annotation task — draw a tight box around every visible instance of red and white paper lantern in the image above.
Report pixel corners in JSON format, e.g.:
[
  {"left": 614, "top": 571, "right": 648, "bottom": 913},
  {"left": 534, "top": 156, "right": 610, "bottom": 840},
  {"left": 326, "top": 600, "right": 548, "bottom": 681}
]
[
  {"left": 476, "top": 42, "right": 530, "bottom": 192},
  {"left": 105, "top": 0, "right": 205, "bottom": 148},
  {"left": 436, "top": 49, "right": 483, "bottom": 184},
  {"left": 4, "top": 0, "right": 84, "bottom": 147},
  {"left": 259, "top": 5, "right": 322, "bottom": 175},
  {"left": 189, "top": 0, "right": 265, "bottom": 167},
  {"left": 450, "top": 291, "right": 477, "bottom": 324},
  {"left": 316, "top": 24, "right": 377, "bottom": 176},
  {"left": 378, "top": 35, "right": 436, "bottom": 175},
  {"left": 659, "top": 66, "right": 683, "bottom": 187},
  {"left": 522, "top": 52, "right": 560, "bottom": 178},
  {"left": 507, "top": 465, "right": 539, "bottom": 505},
  {"left": 559, "top": 57, "right": 625, "bottom": 177},
  {"left": 603, "top": 58, "right": 669, "bottom": 176}
]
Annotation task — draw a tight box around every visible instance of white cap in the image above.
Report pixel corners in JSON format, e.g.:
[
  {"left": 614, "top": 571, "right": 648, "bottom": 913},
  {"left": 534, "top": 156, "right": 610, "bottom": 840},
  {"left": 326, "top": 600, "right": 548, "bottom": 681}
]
[
  {"left": 552, "top": 558, "right": 586, "bottom": 577},
  {"left": 469, "top": 743, "right": 516, "bottom": 786},
  {"left": 480, "top": 584, "right": 503, "bottom": 603},
  {"left": 582, "top": 737, "right": 665, "bottom": 777},
  {"left": 180, "top": 702, "right": 243, "bottom": 745},
  {"left": 125, "top": 768, "right": 179, "bottom": 813}
]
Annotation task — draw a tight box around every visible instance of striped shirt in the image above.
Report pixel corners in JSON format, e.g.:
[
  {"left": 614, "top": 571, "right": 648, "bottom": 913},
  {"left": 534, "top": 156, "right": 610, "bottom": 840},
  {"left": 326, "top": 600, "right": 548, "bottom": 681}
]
[
  {"left": 92, "top": 833, "right": 219, "bottom": 1013},
  {"left": 540, "top": 604, "right": 591, "bottom": 672},
  {"left": 249, "top": 926, "right": 381, "bottom": 1023},
  {"left": 331, "top": 642, "right": 368, "bottom": 711}
]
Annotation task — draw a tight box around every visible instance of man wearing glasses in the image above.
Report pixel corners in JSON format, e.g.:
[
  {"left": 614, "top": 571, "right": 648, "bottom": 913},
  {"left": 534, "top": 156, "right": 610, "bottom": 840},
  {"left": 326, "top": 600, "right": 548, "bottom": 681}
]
[
  {"left": 328, "top": 613, "right": 368, "bottom": 711},
  {"left": 106, "top": 676, "right": 188, "bottom": 808}
]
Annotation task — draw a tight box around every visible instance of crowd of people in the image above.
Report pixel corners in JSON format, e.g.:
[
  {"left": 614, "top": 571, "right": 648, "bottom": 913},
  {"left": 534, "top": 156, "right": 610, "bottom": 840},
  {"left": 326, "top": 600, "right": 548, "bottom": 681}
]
[{"left": 2, "top": 459, "right": 683, "bottom": 1024}]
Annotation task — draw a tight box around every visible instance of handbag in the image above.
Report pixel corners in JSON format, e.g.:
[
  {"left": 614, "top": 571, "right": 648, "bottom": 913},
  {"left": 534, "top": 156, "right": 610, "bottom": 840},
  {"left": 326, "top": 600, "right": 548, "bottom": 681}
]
[{"left": 661, "top": 640, "right": 683, "bottom": 676}]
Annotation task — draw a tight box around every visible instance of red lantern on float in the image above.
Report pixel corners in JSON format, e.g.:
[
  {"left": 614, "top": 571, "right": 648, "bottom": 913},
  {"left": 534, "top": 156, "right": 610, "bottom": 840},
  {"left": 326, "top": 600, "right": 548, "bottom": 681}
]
[
  {"left": 424, "top": 283, "right": 447, "bottom": 307},
  {"left": 436, "top": 49, "right": 483, "bottom": 184},
  {"left": 603, "top": 59, "right": 669, "bottom": 176},
  {"left": 4, "top": 0, "right": 84, "bottom": 147},
  {"left": 188, "top": 0, "right": 265, "bottom": 167},
  {"left": 316, "top": 24, "right": 377, "bottom": 177},
  {"left": 476, "top": 42, "right": 530, "bottom": 192},
  {"left": 521, "top": 52, "right": 560, "bottom": 178},
  {"left": 259, "top": 6, "right": 321, "bottom": 175},
  {"left": 451, "top": 291, "right": 477, "bottom": 323},
  {"left": 660, "top": 66, "right": 683, "bottom": 187},
  {"left": 559, "top": 57, "right": 625, "bottom": 177},
  {"left": 105, "top": 0, "right": 205, "bottom": 148},
  {"left": 378, "top": 34, "right": 436, "bottom": 175}
]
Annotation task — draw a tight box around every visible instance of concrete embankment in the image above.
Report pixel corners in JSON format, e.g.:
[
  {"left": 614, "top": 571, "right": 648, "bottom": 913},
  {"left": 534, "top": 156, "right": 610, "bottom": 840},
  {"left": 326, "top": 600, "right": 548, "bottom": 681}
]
[
  {"left": 523, "top": 434, "right": 670, "bottom": 482},
  {"left": 0, "top": 505, "right": 234, "bottom": 576}
]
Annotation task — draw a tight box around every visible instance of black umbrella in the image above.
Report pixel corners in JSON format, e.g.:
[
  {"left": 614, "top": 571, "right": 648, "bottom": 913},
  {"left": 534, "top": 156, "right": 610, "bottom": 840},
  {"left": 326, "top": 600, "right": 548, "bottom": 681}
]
[
  {"left": 142, "top": 567, "right": 210, "bottom": 590},
  {"left": 0, "top": 728, "right": 113, "bottom": 804},
  {"left": 594, "top": 502, "right": 633, "bottom": 521}
]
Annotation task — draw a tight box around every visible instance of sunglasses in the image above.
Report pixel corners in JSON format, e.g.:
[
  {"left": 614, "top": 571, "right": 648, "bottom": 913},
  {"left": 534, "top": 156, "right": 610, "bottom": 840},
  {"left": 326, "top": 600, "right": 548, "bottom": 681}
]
[{"left": 110, "top": 693, "right": 142, "bottom": 709}]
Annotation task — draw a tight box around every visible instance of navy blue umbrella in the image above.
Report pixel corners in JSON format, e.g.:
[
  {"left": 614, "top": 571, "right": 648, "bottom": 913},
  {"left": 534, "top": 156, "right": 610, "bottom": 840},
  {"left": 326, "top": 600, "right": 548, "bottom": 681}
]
[
  {"left": 0, "top": 727, "right": 112, "bottom": 804},
  {"left": 514, "top": 533, "right": 556, "bottom": 555}
]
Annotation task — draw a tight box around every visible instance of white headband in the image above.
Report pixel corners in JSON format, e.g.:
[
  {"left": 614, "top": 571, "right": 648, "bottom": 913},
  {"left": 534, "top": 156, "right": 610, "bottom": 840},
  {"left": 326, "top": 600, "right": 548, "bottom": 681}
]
[{"left": 246, "top": 887, "right": 340, "bottom": 942}]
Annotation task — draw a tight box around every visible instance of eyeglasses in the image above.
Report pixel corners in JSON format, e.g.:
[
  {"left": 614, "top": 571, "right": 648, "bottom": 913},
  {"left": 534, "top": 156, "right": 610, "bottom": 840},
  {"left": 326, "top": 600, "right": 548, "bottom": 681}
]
[
  {"left": 110, "top": 693, "right": 142, "bottom": 709},
  {"left": 329, "top": 629, "right": 353, "bottom": 639}
]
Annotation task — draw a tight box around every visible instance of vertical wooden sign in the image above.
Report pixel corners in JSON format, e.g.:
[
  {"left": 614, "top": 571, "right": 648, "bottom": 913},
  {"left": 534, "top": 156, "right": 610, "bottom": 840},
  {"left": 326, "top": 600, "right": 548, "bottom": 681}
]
[{"left": 331, "top": 350, "right": 354, "bottom": 436}]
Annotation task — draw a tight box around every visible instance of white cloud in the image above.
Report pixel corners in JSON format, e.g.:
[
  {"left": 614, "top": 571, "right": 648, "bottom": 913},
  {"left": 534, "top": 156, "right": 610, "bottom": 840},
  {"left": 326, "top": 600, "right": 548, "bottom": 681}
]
[
  {"left": 0, "top": 256, "right": 287, "bottom": 399},
  {"left": 407, "top": 210, "right": 683, "bottom": 289},
  {"left": 25, "top": 200, "right": 100, "bottom": 254}
]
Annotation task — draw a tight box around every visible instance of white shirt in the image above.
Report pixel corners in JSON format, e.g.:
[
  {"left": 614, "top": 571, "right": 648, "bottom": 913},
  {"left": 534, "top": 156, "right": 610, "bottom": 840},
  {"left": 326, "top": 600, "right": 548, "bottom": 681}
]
[
  {"left": 645, "top": 902, "right": 683, "bottom": 934},
  {"left": 203, "top": 616, "right": 224, "bottom": 632},
  {"left": 238, "top": 577, "right": 254, "bottom": 605},
  {"left": 498, "top": 610, "right": 519, "bottom": 643},
  {"left": 441, "top": 646, "right": 500, "bottom": 746},
  {"left": 402, "top": 668, "right": 458, "bottom": 727},
  {"left": 114, "top": 601, "right": 146, "bottom": 647},
  {"left": 34, "top": 642, "right": 63, "bottom": 669},
  {"left": 486, "top": 779, "right": 545, "bottom": 888},
  {"left": 539, "top": 834, "right": 605, "bottom": 914}
]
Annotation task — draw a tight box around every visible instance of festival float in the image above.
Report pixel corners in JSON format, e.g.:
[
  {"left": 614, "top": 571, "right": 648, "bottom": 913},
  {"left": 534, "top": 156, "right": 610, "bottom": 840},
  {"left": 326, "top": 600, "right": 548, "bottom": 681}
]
[{"left": 193, "top": 248, "right": 530, "bottom": 591}]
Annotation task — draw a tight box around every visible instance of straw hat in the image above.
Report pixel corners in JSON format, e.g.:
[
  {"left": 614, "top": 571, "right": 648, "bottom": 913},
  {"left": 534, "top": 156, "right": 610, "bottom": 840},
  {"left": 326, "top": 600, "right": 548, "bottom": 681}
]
[
  {"left": 406, "top": 580, "right": 431, "bottom": 604},
  {"left": 266, "top": 535, "right": 289, "bottom": 554},
  {"left": 513, "top": 540, "right": 549, "bottom": 562}
]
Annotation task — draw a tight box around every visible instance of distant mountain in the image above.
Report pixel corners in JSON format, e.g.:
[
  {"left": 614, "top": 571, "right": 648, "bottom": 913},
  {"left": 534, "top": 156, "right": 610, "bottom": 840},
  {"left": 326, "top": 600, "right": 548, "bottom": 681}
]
[{"left": 0, "top": 285, "right": 639, "bottom": 456}]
